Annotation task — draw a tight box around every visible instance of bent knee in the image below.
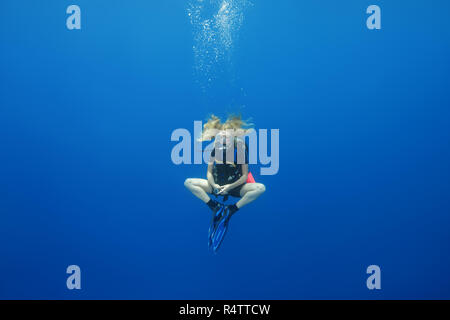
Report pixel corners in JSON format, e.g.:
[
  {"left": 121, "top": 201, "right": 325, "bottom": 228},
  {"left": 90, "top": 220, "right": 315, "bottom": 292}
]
[
  {"left": 184, "top": 178, "right": 193, "bottom": 189},
  {"left": 256, "top": 183, "right": 266, "bottom": 194}
]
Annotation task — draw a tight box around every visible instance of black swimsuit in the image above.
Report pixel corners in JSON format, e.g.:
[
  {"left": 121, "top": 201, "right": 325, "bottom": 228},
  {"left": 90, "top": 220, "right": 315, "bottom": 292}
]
[{"left": 211, "top": 141, "right": 249, "bottom": 198}]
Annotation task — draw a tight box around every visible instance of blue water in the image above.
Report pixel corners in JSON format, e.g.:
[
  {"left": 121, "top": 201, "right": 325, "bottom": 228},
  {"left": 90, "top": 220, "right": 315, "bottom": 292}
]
[{"left": 1, "top": 1, "right": 450, "bottom": 299}]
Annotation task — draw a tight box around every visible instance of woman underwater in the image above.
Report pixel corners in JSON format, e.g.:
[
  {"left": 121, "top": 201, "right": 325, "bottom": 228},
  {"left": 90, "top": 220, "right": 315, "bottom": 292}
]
[{"left": 184, "top": 115, "right": 266, "bottom": 251}]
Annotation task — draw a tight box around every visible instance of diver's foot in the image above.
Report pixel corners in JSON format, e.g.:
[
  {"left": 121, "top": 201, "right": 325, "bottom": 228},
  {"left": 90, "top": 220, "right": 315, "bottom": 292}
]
[
  {"left": 206, "top": 199, "right": 220, "bottom": 213},
  {"left": 226, "top": 203, "right": 239, "bottom": 216}
]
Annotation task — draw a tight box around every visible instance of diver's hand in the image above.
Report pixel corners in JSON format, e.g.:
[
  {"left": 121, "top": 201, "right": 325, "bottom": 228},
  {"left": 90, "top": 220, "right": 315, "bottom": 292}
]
[
  {"left": 211, "top": 183, "right": 221, "bottom": 195},
  {"left": 217, "top": 184, "right": 232, "bottom": 195}
]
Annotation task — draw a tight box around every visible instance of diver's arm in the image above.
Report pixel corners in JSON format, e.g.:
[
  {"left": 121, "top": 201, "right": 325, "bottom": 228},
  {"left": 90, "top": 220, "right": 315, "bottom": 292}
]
[{"left": 207, "top": 162, "right": 219, "bottom": 189}]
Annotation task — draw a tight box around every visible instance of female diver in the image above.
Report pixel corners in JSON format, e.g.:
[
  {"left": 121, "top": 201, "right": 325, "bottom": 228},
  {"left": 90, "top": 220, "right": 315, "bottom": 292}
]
[{"left": 184, "top": 115, "right": 266, "bottom": 251}]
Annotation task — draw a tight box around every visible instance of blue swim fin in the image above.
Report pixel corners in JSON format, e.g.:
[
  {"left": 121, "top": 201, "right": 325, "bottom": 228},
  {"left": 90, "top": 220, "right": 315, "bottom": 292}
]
[
  {"left": 208, "top": 204, "right": 225, "bottom": 249},
  {"left": 210, "top": 206, "right": 233, "bottom": 253}
]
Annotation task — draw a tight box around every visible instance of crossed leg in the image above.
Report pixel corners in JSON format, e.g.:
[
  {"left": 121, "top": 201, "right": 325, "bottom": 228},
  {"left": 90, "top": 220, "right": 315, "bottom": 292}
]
[
  {"left": 184, "top": 178, "right": 265, "bottom": 209},
  {"left": 236, "top": 183, "right": 266, "bottom": 209},
  {"left": 184, "top": 178, "right": 213, "bottom": 203}
]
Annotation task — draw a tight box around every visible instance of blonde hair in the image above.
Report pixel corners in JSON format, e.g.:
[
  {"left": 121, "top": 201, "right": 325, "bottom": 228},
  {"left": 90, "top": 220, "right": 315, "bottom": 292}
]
[{"left": 200, "top": 114, "right": 253, "bottom": 141}]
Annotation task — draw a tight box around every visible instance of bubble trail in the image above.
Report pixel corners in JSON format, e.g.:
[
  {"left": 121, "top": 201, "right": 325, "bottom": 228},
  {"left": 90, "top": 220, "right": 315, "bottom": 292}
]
[{"left": 187, "top": 0, "right": 252, "bottom": 90}]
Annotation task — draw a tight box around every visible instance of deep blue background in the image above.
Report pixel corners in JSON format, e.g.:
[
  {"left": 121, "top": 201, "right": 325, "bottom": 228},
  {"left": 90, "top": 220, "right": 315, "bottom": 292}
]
[{"left": 1, "top": 1, "right": 449, "bottom": 299}]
